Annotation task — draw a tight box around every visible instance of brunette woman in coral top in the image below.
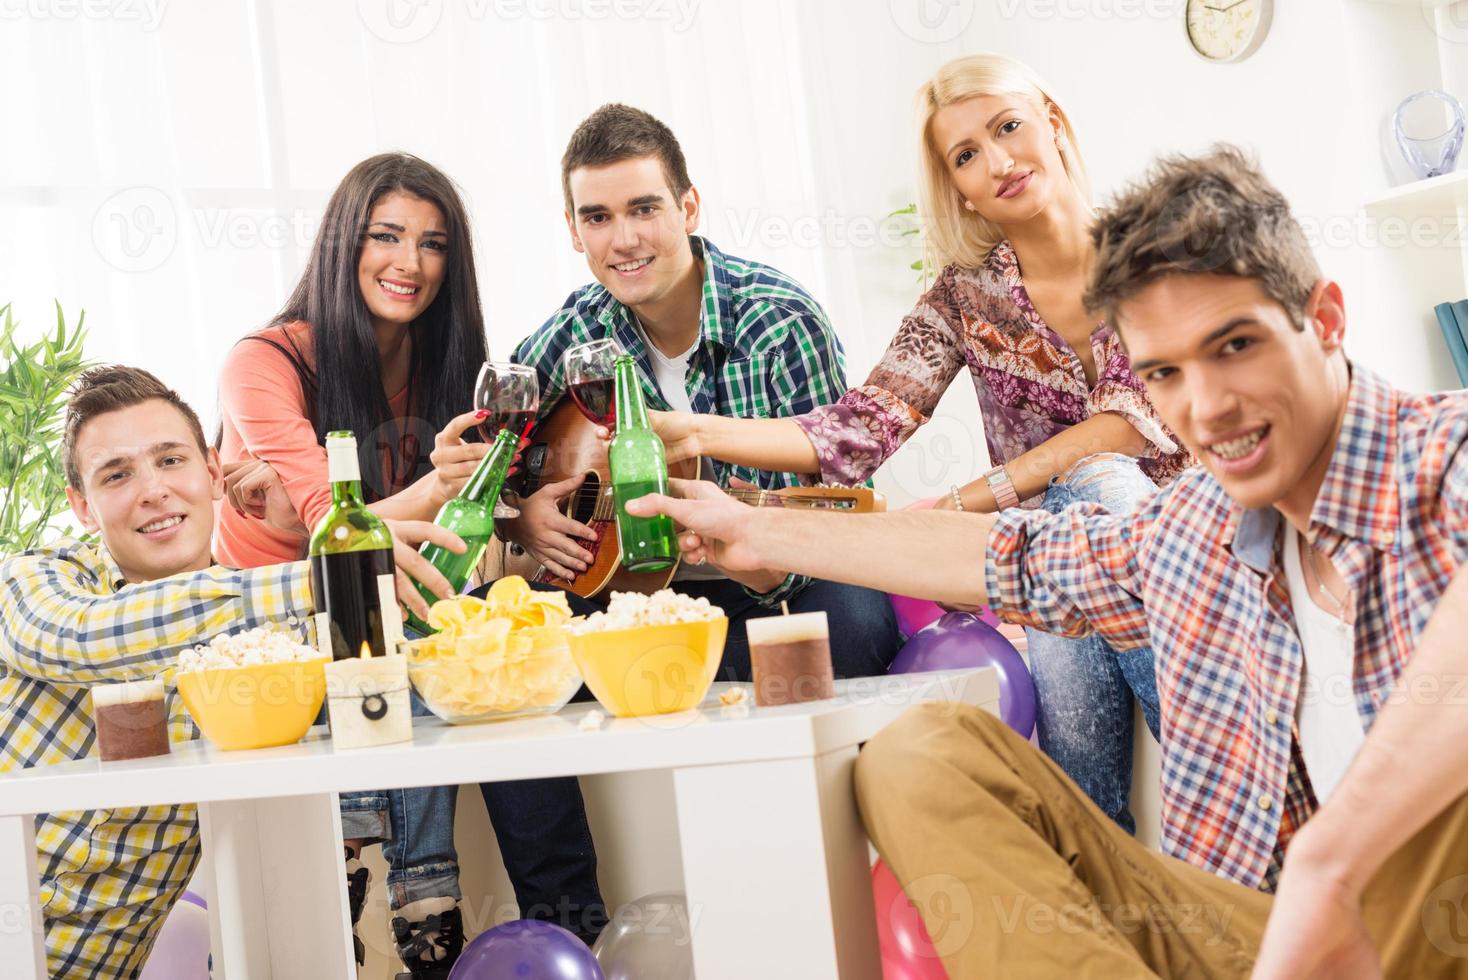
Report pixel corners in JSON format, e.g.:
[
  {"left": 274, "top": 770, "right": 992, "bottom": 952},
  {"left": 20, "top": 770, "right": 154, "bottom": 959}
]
[{"left": 213, "top": 153, "right": 605, "bottom": 977}]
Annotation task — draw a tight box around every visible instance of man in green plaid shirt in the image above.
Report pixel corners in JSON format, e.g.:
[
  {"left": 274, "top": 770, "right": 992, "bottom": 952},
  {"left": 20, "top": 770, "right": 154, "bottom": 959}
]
[{"left": 505, "top": 103, "right": 900, "bottom": 682}]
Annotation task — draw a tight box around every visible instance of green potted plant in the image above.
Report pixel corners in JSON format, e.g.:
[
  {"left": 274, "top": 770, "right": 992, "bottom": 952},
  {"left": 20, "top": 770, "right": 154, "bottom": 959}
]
[{"left": 0, "top": 303, "right": 92, "bottom": 557}]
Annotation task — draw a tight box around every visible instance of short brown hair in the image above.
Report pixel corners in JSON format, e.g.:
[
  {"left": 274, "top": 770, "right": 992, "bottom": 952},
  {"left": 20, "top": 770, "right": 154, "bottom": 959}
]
[
  {"left": 1085, "top": 144, "right": 1318, "bottom": 331},
  {"left": 560, "top": 104, "right": 693, "bottom": 212},
  {"left": 63, "top": 365, "right": 207, "bottom": 490}
]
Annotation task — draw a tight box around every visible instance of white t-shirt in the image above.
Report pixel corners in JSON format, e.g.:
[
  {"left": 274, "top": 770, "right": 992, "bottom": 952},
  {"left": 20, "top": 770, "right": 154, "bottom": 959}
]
[
  {"left": 1282, "top": 526, "right": 1365, "bottom": 805},
  {"left": 636, "top": 325, "right": 724, "bottom": 582}
]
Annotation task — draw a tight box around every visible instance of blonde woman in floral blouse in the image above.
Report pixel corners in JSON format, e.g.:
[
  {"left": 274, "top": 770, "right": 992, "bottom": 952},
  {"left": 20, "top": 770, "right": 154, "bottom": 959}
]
[{"left": 646, "top": 53, "right": 1192, "bottom": 832}]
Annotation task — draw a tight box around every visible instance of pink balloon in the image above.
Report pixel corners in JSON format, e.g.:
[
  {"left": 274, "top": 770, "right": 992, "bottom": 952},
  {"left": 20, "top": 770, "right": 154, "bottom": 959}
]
[{"left": 871, "top": 859, "right": 951, "bottom": 980}]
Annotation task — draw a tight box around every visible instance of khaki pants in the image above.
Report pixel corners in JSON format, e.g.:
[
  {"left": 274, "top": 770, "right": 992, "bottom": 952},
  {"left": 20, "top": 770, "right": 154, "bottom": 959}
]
[{"left": 855, "top": 703, "right": 1468, "bottom": 979}]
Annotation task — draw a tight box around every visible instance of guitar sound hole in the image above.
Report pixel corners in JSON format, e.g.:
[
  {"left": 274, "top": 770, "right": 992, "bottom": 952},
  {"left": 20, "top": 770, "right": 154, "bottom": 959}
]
[{"left": 568, "top": 474, "right": 602, "bottom": 525}]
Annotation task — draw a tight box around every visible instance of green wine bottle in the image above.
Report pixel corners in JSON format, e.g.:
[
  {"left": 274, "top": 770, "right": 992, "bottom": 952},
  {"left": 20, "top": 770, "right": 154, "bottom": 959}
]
[
  {"left": 608, "top": 354, "right": 677, "bottom": 571},
  {"left": 309, "top": 431, "right": 403, "bottom": 660},
  {"left": 405, "top": 427, "right": 520, "bottom": 635}
]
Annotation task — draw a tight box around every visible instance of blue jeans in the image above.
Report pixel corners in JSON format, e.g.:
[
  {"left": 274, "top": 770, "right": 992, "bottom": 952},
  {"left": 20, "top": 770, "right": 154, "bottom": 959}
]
[
  {"left": 339, "top": 584, "right": 607, "bottom": 943},
  {"left": 1023, "top": 453, "right": 1163, "bottom": 835},
  {"left": 673, "top": 577, "right": 902, "bottom": 683}
]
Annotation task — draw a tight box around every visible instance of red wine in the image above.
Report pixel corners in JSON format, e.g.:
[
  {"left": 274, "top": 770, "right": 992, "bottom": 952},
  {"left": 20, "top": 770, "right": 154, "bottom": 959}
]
[
  {"left": 479, "top": 409, "right": 535, "bottom": 444},
  {"left": 569, "top": 377, "right": 615, "bottom": 426},
  {"left": 310, "top": 549, "right": 398, "bottom": 660}
]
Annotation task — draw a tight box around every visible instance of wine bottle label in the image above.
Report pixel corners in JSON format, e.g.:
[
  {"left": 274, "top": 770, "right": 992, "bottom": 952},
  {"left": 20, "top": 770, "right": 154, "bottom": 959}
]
[
  {"left": 377, "top": 572, "right": 404, "bottom": 650},
  {"left": 325, "top": 435, "right": 361, "bottom": 483}
]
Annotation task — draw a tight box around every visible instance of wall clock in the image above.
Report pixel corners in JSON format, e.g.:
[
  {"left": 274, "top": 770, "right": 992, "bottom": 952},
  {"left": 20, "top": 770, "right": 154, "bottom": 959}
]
[{"left": 1185, "top": 0, "right": 1273, "bottom": 63}]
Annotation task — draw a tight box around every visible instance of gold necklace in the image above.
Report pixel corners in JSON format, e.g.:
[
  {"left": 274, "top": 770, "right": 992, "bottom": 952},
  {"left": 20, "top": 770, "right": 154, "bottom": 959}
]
[{"left": 1302, "top": 538, "right": 1350, "bottom": 621}]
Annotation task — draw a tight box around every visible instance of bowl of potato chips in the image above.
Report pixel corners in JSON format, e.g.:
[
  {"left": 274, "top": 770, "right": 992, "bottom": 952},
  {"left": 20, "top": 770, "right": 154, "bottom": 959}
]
[{"left": 403, "top": 577, "right": 582, "bottom": 724}]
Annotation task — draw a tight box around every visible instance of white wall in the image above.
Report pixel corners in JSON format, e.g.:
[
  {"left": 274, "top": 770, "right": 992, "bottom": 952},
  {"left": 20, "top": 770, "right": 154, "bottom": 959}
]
[{"left": 5, "top": 1, "right": 1460, "bottom": 510}]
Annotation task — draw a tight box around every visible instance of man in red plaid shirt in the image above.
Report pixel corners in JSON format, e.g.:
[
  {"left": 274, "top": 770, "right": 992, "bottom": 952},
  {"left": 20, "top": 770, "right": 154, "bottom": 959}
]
[{"left": 627, "top": 145, "right": 1468, "bottom": 978}]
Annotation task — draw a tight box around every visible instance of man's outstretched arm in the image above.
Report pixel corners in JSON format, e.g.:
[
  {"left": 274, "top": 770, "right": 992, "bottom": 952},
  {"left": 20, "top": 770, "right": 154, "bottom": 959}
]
[{"left": 627, "top": 479, "right": 997, "bottom": 608}]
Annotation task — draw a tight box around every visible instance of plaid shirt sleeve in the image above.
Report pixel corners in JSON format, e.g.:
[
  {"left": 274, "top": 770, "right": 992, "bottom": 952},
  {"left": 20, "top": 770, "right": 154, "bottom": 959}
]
[
  {"left": 1440, "top": 431, "right": 1468, "bottom": 565},
  {"left": 983, "top": 500, "right": 1155, "bottom": 651},
  {"left": 0, "top": 543, "right": 314, "bottom": 684},
  {"left": 739, "top": 309, "right": 849, "bottom": 608}
]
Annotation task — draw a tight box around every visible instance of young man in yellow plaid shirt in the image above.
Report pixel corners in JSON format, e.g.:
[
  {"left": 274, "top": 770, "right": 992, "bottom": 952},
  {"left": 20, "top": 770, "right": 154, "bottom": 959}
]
[{"left": 0, "top": 366, "right": 460, "bottom": 978}]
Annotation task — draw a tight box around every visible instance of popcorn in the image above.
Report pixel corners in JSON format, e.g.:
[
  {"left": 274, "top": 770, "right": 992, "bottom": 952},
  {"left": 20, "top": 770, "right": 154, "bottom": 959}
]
[
  {"left": 718, "top": 686, "right": 748, "bottom": 706},
  {"left": 579, "top": 709, "right": 606, "bottom": 732},
  {"left": 570, "top": 589, "right": 724, "bottom": 634},
  {"left": 178, "top": 627, "right": 322, "bottom": 674}
]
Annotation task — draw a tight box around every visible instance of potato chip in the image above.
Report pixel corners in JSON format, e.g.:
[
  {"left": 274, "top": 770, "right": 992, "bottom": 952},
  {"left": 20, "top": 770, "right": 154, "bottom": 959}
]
[{"left": 407, "top": 578, "right": 580, "bottom": 720}]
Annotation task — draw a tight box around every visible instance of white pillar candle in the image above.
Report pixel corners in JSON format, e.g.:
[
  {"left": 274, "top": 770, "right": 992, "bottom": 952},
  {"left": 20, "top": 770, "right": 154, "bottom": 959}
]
[{"left": 324, "top": 649, "right": 413, "bottom": 750}]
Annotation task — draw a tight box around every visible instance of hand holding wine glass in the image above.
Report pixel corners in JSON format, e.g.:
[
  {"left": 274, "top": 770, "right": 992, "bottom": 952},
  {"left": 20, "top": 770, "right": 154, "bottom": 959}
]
[
  {"left": 475, "top": 361, "right": 540, "bottom": 442},
  {"left": 423, "top": 410, "right": 494, "bottom": 509}
]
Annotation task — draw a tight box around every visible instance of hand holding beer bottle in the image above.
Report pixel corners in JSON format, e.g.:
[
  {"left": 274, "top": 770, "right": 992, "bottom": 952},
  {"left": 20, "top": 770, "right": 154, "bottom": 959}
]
[
  {"left": 405, "top": 426, "right": 520, "bottom": 634},
  {"left": 608, "top": 354, "right": 678, "bottom": 571}
]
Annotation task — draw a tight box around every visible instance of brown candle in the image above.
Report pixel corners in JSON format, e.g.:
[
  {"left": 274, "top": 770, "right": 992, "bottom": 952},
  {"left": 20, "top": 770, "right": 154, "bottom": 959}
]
[
  {"left": 92, "top": 679, "right": 171, "bottom": 762},
  {"left": 746, "top": 612, "right": 834, "bottom": 707}
]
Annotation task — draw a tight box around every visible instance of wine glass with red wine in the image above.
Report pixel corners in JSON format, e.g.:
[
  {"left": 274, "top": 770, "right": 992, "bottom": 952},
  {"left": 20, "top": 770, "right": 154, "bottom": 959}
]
[
  {"left": 562, "top": 338, "right": 622, "bottom": 428},
  {"left": 473, "top": 362, "right": 539, "bottom": 443}
]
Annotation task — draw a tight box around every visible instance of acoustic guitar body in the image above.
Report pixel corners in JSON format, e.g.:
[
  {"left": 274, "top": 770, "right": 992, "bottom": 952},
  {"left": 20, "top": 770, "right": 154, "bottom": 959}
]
[{"left": 505, "top": 399, "right": 698, "bottom": 598}]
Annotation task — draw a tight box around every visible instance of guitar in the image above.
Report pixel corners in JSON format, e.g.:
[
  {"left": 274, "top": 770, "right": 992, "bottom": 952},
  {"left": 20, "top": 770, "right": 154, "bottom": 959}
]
[{"left": 503, "top": 398, "right": 885, "bottom": 598}]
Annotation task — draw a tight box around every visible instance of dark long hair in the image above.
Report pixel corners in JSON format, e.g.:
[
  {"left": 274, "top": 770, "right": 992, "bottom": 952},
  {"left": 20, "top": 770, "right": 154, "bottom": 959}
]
[{"left": 258, "top": 152, "right": 487, "bottom": 501}]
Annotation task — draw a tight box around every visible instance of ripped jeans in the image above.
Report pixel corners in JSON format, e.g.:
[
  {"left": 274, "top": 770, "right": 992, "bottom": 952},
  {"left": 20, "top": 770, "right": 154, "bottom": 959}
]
[{"left": 1024, "top": 453, "right": 1163, "bottom": 835}]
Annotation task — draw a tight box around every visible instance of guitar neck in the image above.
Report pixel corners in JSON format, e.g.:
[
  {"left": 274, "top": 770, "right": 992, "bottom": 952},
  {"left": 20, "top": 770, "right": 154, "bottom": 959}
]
[{"left": 725, "top": 487, "right": 881, "bottom": 513}]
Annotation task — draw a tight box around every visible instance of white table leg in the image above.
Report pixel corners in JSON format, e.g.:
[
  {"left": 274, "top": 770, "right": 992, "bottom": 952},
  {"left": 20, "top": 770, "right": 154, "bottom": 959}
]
[
  {"left": 200, "top": 793, "right": 353, "bottom": 979},
  {"left": 0, "top": 814, "right": 46, "bottom": 980},
  {"left": 673, "top": 746, "right": 880, "bottom": 980}
]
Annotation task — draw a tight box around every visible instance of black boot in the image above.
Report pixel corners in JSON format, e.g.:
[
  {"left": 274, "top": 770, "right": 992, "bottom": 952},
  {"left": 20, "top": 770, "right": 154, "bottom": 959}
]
[
  {"left": 344, "top": 854, "right": 371, "bottom": 967},
  {"left": 391, "top": 897, "right": 464, "bottom": 980}
]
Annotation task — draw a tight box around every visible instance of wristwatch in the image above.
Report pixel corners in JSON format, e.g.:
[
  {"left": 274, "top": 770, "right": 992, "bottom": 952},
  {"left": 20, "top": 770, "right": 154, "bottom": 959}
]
[{"left": 984, "top": 466, "right": 1020, "bottom": 511}]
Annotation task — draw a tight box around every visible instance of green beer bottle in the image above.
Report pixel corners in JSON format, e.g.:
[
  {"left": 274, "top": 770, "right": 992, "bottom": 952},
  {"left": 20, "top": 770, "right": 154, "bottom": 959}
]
[
  {"left": 309, "top": 431, "right": 403, "bottom": 660},
  {"left": 608, "top": 354, "right": 677, "bottom": 571},
  {"left": 405, "top": 427, "right": 520, "bottom": 635}
]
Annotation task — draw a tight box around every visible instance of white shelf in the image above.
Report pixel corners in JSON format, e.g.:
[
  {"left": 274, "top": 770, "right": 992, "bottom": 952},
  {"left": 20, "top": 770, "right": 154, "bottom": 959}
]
[
  {"left": 1360, "top": 0, "right": 1460, "bottom": 8},
  {"left": 1364, "top": 169, "right": 1468, "bottom": 215}
]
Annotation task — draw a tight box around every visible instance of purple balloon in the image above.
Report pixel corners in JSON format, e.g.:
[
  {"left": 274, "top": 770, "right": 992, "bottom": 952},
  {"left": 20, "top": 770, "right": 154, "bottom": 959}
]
[
  {"left": 888, "top": 612, "right": 1036, "bottom": 738},
  {"left": 178, "top": 890, "right": 207, "bottom": 911},
  {"left": 449, "top": 920, "right": 604, "bottom": 980}
]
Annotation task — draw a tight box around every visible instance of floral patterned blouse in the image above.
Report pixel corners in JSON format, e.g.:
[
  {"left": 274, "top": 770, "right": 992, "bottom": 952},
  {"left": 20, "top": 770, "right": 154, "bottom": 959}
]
[{"left": 793, "top": 241, "right": 1192, "bottom": 499}]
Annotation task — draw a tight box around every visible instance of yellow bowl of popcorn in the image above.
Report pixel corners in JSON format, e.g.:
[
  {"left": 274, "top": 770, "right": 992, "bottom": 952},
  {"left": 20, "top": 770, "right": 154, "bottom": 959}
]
[
  {"left": 405, "top": 578, "right": 583, "bottom": 724},
  {"left": 175, "top": 629, "right": 328, "bottom": 751},
  {"left": 567, "top": 591, "right": 727, "bottom": 718}
]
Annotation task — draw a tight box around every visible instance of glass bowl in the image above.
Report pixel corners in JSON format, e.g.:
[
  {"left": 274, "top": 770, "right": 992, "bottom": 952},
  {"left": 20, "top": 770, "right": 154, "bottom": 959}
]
[{"left": 403, "top": 625, "right": 582, "bottom": 724}]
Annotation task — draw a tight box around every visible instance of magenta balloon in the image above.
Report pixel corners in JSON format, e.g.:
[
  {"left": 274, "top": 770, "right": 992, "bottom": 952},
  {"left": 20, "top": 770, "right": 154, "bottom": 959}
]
[
  {"left": 889, "top": 593, "right": 945, "bottom": 640},
  {"left": 887, "top": 612, "right": 1036, "bottom": 738},
  {"left": 449, "top": 920, "right": 604, "bottom": 980}
]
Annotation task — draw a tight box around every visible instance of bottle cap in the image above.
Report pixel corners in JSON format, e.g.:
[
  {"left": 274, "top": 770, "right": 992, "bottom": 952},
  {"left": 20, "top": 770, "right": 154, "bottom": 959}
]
[{"left": 325, "top": 431, "right": 361, "bottom": 483}]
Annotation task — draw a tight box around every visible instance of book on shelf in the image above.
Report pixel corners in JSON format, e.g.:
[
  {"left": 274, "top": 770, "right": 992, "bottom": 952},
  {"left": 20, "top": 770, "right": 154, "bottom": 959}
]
[{"left": 1432, "top": 301, "right": 1468, "bottom": 387}]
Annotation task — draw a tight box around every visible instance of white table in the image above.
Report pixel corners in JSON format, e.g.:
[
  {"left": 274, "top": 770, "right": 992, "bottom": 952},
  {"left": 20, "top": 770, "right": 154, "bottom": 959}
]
[{"left": 0, "top": 668, "right": 997, "bottom": 980}]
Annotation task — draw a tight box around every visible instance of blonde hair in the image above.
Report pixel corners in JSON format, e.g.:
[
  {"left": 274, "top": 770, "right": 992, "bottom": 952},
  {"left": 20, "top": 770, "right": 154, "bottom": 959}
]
[{"left": 917, "top": 54, "right": 1091, "bottom": 271}]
